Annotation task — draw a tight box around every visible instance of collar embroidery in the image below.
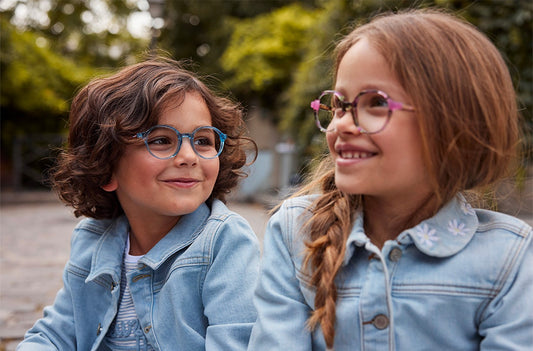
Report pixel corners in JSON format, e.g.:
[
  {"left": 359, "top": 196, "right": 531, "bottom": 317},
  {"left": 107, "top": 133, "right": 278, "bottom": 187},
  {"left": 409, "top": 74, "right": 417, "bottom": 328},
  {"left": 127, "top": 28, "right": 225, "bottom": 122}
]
[{"left": 343, "top": 194, "right": 478, "bottom": 263}]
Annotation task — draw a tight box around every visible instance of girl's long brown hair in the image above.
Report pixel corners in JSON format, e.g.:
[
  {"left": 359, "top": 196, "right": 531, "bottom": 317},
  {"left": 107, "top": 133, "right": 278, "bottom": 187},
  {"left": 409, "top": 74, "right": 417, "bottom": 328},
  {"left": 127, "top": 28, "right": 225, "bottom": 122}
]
[
  {"left": 52, "top": 57, "right": 256, "bottom": 219},
  {"left": 299, "top": 9, "right": 520, "bottom": 348}
]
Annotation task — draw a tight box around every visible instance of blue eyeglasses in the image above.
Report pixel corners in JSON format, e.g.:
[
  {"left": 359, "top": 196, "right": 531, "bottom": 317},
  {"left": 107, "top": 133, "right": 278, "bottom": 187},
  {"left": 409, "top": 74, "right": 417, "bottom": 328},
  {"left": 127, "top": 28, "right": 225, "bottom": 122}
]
[{"left": 135, "top": 125, "right": 227, "bottom": 160}]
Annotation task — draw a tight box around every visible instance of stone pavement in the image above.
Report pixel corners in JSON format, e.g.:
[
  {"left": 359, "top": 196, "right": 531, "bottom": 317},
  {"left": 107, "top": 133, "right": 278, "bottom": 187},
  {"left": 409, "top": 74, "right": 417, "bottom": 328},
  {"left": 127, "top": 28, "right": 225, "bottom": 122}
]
[{"left": 0, "top": 192, "right": 270, "bottom": 351}]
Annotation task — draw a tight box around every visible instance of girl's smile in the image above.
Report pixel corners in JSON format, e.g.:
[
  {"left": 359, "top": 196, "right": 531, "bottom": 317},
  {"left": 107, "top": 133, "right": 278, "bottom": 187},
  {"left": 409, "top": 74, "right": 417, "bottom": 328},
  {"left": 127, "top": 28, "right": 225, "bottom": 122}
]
[{"left": 334, "top": 142, "right": 377, "bottom": 164}]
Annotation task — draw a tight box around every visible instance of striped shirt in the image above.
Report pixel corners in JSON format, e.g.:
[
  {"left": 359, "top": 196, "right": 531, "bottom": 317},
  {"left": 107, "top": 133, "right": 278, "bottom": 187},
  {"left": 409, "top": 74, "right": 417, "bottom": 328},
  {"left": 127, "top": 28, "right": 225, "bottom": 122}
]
[{"left": 103, "top": 237, "right": 155, "bottom": 351}]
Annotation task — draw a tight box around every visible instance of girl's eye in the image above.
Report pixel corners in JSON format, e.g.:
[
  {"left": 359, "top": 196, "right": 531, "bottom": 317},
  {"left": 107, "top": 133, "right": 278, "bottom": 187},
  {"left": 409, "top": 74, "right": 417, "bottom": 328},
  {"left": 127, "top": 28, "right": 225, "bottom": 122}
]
[{"left": 367, "top": 95, "right": 388, "bottom": 108}]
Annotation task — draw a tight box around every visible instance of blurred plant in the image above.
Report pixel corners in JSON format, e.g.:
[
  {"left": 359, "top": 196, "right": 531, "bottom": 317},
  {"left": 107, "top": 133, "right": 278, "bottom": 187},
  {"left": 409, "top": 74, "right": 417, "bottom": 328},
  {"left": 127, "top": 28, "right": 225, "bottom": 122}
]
[{"left": 220, "top": 3, "right": 320, "bottom": 114}]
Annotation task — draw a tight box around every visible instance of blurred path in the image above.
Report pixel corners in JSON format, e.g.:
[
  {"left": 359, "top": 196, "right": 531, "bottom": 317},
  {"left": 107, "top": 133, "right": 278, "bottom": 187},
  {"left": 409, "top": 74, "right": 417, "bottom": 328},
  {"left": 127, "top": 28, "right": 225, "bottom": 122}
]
[{"left": 0, "top": 192, "right": 269, "bottom": 351}]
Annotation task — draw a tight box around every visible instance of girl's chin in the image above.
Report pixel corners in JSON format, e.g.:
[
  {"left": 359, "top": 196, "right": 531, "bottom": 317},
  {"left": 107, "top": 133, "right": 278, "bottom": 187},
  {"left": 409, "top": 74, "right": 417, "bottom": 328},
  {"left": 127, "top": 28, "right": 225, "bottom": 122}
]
[{"left": 334, "top": 178, "right": 363, "bottom": 195}]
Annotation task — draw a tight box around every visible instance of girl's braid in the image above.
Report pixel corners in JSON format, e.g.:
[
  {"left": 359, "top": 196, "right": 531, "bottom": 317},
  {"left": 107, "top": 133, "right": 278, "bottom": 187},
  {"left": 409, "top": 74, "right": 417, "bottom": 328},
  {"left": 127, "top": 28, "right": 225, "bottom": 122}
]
[{"left": 303, "top": 170, "right": 358, "bottom": 348}]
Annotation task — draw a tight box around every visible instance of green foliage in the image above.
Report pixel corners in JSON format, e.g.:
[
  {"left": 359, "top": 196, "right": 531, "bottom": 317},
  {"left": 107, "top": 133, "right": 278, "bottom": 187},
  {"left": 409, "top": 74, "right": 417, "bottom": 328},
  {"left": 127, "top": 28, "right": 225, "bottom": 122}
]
[
  {"left": 162, "top": 0, "right": 311, "bottom": 78},
  {"left": 1, "top": 18, "right": 97, "bottom": 116},
  {"left": 1, "top": 0, "right": 149, "bottom": 187},
  {"left": 0, "top": 17, "right": 104, "bottom": 172},
  {"left": 4, "top": 0, "right": 148, "bottom": 66},
  {"left": 220, "top": 4, "right": 320, "bottom": 94}
]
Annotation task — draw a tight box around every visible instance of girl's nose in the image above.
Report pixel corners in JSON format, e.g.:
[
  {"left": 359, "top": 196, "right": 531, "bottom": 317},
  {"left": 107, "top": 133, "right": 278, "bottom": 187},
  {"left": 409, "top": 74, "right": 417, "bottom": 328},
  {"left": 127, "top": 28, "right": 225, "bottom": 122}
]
[{"left": 332, "top": 109, "right": 362, "bottom": 135}]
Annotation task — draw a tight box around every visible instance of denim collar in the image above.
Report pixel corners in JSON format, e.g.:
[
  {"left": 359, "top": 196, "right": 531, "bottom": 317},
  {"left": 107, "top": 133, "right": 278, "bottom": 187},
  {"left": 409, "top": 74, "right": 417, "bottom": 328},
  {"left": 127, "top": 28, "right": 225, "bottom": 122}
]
[
  {"left": 87, "top": 202, "right": 211, "bottom": 282},
  {"left": 140, "top": 202, "right": 210, "bottom": 270},
  {"left": 343, "top": 194, "right": 478, "bottom": 264}
]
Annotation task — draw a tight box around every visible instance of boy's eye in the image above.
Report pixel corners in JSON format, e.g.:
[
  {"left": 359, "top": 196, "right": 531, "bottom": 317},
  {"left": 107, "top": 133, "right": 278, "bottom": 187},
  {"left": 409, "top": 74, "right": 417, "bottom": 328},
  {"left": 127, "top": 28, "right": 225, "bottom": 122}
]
[
  {"left": 194, "top": 137, "right": 212, "bottom": 146},
  {"left": 148, "top": 136, "right": 173, "bottom": 145}
]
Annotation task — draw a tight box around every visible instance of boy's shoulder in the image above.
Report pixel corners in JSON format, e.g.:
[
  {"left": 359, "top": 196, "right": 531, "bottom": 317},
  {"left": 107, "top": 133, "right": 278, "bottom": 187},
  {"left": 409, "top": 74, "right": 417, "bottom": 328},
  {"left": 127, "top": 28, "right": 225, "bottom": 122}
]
[
  {"left": 74, "top": 216, "right": 116, "bottom": 233},
  {"left": 206, "top": 199, "right": 256, "bottom": 237},
  {"left": 73, "top": 216, "right": 127, "bottom": 238},
  {"left": 208, "top": 199, "right": 258, "bottom": 229}
]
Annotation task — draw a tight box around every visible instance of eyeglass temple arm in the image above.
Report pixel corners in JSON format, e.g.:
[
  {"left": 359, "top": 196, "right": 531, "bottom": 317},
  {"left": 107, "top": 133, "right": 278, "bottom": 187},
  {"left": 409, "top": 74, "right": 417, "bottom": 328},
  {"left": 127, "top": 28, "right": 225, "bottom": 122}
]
[{"left": 388, "top": 99, "right": 415, "bottom": 112}]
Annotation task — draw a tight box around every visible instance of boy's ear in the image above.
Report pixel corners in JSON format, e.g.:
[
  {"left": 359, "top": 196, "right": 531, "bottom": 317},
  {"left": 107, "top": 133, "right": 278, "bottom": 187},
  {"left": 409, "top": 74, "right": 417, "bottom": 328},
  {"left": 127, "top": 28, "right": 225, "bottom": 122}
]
[{"left": 101, "top": 176, "right": 118, "bottom": 192}]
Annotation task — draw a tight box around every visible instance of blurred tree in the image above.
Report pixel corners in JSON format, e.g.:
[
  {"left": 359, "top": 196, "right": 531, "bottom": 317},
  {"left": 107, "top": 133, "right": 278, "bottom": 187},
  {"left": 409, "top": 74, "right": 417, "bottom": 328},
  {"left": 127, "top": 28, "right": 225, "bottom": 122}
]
[
  {"left": 0, "top": 17, "right": 100, "bottom": 187},
  {"left": 1, "top": 0, "right": 149, "bottom": 66},
  {"left": 220, "top": 3, "right": 320, "bottom": 114},
  {"left": 0, "top": 0, "right": 147, "bottom": 187},
  {"left": 161, "top": 0, "right": 313, "bottom": 76}
]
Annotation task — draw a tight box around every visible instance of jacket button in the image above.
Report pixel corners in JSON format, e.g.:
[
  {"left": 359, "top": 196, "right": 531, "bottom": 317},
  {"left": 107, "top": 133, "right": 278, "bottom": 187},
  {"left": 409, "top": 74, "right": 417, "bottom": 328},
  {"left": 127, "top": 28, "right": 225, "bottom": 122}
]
[
  {"left": 96, "top": 323, "right": 102, "bottom": 335},
  {"left": 388, "top": 247, "right": 402, "bottom": 262},
  {"left": 372, "top": 314, "right": 389, "bottom": 330},
  {"left": 144, "top": 325, "right": 152, "bottom": 333}
]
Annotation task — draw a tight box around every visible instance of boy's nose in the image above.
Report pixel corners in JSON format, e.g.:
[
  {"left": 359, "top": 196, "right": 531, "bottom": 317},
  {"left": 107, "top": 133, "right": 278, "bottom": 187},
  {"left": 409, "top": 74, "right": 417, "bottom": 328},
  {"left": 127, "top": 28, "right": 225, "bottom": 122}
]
[{"left": 173, "top": 138, "right": 198, "bottom": 166}]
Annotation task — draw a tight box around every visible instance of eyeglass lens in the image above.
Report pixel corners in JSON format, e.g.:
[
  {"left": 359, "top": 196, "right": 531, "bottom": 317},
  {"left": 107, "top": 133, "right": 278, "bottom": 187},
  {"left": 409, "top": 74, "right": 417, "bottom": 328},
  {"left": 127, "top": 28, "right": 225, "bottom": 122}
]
[
  {"left": 144, "top": 126, "right": 223, "bottom": 159},
  {"left": 316, "top": 91, "right": 390, "bottom": 133}
]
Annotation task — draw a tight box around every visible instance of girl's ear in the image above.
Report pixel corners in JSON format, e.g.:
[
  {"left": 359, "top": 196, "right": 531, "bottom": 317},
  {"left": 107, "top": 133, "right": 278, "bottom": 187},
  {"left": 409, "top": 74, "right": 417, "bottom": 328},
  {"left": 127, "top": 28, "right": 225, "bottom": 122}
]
[{"left": 101, "top": 176, "right": 118, "bottom": 192}]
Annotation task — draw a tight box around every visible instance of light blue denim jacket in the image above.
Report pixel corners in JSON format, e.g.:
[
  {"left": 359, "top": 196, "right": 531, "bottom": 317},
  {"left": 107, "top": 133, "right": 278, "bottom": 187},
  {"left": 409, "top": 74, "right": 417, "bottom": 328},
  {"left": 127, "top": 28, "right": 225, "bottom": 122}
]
[
  {"left": 18, "top": 199, "right": 260, "bottom": 351},
  {"left": 248, "top": 195, "right": 533, "bottom": 350}
]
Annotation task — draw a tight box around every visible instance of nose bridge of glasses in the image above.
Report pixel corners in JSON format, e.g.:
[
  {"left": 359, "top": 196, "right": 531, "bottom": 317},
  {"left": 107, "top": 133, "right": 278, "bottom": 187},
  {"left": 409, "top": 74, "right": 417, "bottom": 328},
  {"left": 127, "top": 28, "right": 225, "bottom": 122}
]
[{"left": 177, "top": 133, "right": 197, "bottom": 154}]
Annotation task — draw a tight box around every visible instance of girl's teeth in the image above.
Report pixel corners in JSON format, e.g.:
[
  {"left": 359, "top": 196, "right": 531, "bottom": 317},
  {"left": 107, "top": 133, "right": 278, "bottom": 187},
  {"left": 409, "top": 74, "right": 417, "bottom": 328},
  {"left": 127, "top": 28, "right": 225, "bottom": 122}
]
[{"left": 341, "top": 151, "right": 371, "bottom": 159}]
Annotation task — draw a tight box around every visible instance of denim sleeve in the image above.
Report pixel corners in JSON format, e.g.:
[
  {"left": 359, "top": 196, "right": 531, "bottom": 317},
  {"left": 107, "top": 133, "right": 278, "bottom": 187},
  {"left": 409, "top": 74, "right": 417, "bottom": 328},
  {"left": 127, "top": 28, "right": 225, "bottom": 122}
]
[
  {"left": 248, "top": 206, "right": 313, "bottom": 351},
  {"left": 202, "top": 214, "right": 260, "bottom": 351},
  {"left": 17, "top": 262, "right": 77, "bottom": 350},
  {"left": 479, "top": 227, "right": 533, "bottom": 350}
]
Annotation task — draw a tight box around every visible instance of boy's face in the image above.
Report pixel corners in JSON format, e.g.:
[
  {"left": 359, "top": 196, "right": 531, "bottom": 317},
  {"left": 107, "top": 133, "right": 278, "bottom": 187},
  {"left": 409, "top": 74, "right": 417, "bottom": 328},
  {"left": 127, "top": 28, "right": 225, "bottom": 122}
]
[{"left": 104, "top": 92, "right": 219, "bottom": 231}]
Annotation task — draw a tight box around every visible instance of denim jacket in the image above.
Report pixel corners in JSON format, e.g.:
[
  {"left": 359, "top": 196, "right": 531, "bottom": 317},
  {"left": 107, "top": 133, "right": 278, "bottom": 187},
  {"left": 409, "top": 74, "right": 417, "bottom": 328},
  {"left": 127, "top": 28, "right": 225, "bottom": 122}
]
[
  {"left": 248, "top": 195, "right": 533, "bottom": 350},
  {"left": 18, "top": 200, "right": 260, "bottom": 351}
]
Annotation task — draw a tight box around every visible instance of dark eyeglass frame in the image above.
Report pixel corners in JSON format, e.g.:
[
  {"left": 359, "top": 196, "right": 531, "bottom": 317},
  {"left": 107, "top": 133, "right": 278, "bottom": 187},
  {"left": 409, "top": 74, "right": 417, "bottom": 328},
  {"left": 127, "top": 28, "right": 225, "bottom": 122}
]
[
  {"left": 135, "top": 125, "right": 227, "bottom": 160},
  {"left": 310, "top": 89, "right": 415, "bottom": 134}
]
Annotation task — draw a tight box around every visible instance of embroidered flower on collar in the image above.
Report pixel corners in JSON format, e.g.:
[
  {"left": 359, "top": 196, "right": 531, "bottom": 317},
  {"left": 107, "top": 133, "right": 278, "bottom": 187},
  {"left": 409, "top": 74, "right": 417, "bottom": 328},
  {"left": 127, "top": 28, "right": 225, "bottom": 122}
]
[
  {"left": 415, "top": 224, "right": 439, "bottom": 247},
  {"left": 460, "top": 201, "right": 475, "bottom": 216},
  {"left": 447, "top": 219, "right": 467, "bottom": 236}
]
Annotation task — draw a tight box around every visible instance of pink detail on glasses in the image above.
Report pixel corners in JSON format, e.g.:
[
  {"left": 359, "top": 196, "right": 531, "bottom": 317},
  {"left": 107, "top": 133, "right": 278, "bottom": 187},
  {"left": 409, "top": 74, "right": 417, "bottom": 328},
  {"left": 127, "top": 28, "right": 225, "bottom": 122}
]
[
  {"left": 310, "top": 100, "right": 321, "bottom": 111},
  {"left": 388, "top": 100, "right": 403, "bottom": 111}
]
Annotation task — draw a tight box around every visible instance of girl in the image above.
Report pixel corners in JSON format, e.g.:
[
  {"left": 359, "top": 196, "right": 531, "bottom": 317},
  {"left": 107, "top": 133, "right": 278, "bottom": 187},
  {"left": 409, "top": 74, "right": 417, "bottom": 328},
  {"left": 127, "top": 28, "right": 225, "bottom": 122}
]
[
  {"left": 248, "top": 9, "right": 532, "bottom": 351},
  {"left": 18, "top": 57, "right": 260, "bottom": 350}
]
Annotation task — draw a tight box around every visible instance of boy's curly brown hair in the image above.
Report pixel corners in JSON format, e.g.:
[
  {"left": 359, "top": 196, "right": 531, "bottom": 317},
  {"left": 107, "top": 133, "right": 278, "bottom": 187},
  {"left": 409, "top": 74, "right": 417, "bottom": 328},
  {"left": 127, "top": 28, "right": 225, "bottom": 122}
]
[{"left": 51, "top": 57, "right": 256, "bottom": 219}]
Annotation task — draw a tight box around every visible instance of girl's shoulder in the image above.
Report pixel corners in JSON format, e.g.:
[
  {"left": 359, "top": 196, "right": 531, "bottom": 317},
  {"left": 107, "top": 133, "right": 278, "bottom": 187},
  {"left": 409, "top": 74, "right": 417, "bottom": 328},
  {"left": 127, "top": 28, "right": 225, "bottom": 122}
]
[{"left": 474, "top": 208, "right": 532, "bottom": 239}]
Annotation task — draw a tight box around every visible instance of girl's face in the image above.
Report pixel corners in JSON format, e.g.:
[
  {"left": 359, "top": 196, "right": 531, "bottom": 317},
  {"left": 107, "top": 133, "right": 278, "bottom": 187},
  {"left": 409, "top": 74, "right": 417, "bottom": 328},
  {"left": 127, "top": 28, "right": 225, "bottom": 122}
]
[
  {"left": 105, "top": 92, "right": 220, "bottom": 226},
  {"left": 327, "top": 38, "right": 432, "bottom": 206}
]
